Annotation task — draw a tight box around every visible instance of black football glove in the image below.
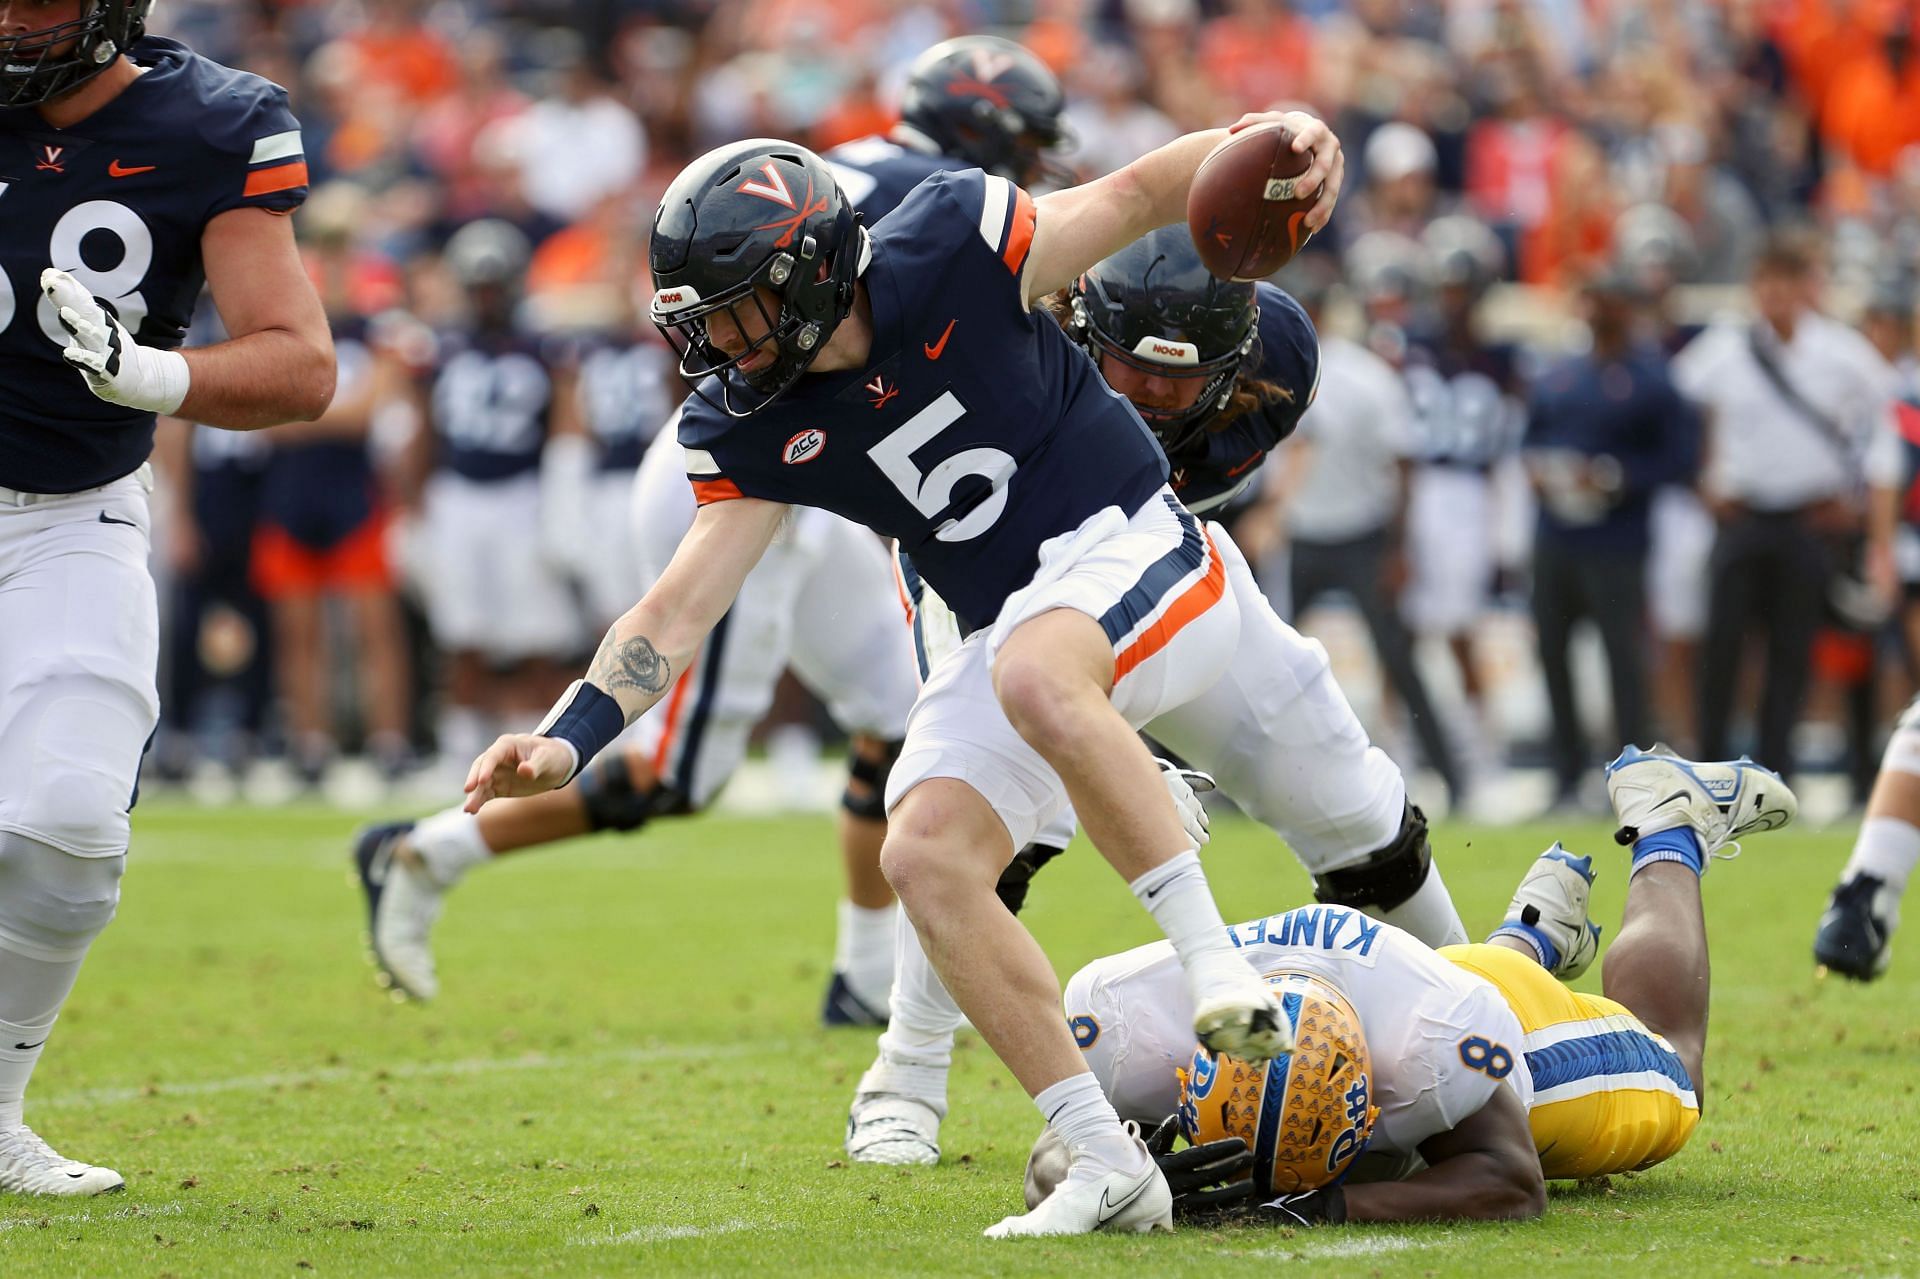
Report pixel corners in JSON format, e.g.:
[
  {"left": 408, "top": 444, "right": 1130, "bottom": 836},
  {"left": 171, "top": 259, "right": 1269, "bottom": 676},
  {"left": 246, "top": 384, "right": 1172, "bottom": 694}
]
[{"left": 1144, "top": 1115, "right": 1260, "bottom": 1221}]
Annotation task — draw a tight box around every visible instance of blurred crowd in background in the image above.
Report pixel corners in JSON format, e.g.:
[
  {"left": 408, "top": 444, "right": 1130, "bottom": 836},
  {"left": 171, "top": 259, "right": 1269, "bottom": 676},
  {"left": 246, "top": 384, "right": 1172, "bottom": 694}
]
[{"left": 141, "top": 0, "right": 1920, "bottom": 821}]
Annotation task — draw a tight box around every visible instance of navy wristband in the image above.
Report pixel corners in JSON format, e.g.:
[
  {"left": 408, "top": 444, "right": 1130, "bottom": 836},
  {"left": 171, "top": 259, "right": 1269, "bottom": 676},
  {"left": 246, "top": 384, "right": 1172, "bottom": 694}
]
[{"left": 534, "top": 680, "right": 626, "bottom": 783}]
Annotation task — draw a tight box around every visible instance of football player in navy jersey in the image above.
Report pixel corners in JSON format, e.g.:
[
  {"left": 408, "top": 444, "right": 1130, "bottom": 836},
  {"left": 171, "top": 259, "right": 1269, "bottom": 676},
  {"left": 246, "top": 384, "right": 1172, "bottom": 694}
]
[
  {"left": 462, "top": 115, "right": 1346, "bottom": 1235},
  {"left": 407, "top": 218, "right": 580, "bottom": 777},
  {"left": 0, "top": 2, "right": 334, "bottom": 1194},
  {"left": 847, "top": 228, "right": 1469, "bottom": 1170}
]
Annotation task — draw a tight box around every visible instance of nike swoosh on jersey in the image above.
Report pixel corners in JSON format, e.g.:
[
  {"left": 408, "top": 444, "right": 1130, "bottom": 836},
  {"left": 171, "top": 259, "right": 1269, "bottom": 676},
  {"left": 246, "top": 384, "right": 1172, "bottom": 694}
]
[
  {"left": 107, "top": 160, "right": 157, "bottom": 178},
  {"left": 924, "top": 319, "right": 957, "bottom": 361}
]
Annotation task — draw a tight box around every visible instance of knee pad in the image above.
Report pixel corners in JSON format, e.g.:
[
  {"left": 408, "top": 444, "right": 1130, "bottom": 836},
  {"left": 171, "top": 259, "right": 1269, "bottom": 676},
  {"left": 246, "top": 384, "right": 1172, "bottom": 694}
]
[
  {"left": 843, "top": 737, "right": 904, "bottom": 822},
  {"left": 0, "top": 835, "right": 124, "bottom": 963},
  {"left": 578, "top": 753, "right": 691, "bottom": 832},
  {"left": 1312, "top": 803, "right": 1432, "bottom": 913},
  {"left": 995, "top": 842, "right": 1067, "bottom": 916}
]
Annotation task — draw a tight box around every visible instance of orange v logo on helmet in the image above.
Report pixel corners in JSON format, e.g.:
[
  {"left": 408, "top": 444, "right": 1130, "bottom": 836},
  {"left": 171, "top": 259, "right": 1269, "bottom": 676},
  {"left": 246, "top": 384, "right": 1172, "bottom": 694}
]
[
  {"left": 946, "top": 73, "right": 1009, "bottom": 108},
  {"left": 751, "top": 175, "right": 830, "bottom": 250},
  {"left": 738, "top": 162, "right": 797, "bottom": 209}
]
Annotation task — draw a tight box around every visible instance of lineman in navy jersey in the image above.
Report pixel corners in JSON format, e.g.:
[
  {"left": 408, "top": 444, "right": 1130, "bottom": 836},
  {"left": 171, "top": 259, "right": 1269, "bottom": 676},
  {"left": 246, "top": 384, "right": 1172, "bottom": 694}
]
[
  {"left": 464, "top": 117, "right": 1347, "bottom": 1236},
  {"left": 849, "top": 229, "right": 1469, "bottom": 1171},
  {"left": 0, "top": 2, "right": 333, "bottom": 1195}
]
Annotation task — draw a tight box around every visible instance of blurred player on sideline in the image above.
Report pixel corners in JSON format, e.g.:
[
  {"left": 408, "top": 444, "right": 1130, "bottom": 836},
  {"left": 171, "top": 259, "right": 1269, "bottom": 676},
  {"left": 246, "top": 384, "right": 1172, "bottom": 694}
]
[
  {"left": 461, "top": 108, "right": 1346, "bottom": 1235},
  {"left": 352, "top": 38, "right": 1069, "bottom": 1021},
  {"left": 0, "top": 1, "right": 333, "bottom": 1194},
  {"left": 1029, "top": 746, "right": 1795, "bottom": 1226}
]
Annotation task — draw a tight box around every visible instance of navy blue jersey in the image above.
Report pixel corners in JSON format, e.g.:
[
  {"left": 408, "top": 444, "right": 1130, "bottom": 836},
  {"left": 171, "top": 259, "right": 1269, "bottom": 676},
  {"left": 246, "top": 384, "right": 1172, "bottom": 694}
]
[
  {"left": 260, "top": 315, "right": 377, "bottom": 548},
  {"left": 0, "top": 36, "right": 308, "bottom": 493},
  {"left": 824, "top": 135, "right": 955, "bottom": 225},
  {"left": 574, "top": 335, "right": 676, "bottom": 472},
  {"left": 680, "top": 170, "right": 1168, "bottom": 632},
  {"left": 428, "top": 328, "right": 555, "bottom": 482},
  {"left": 1402, "top": 333, "right": 1523, "bottom": 471},
  {"left": 1168, "top": 283, "right": 1320, "bottom": 514}
]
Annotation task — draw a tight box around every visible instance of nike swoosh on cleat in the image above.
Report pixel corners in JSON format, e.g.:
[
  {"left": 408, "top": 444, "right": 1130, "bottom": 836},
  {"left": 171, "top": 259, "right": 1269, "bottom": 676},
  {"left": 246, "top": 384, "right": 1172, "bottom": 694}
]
[{"left": 1096, "top": 1173, "right": 1153, "bottom": 1224}]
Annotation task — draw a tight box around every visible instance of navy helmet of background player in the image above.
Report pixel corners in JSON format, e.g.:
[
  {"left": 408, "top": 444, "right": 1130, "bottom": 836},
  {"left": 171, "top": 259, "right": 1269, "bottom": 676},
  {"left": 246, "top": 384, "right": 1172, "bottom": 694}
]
[
  {"left": 0, "top": 0, "right": 331, "bottom": 1197},
  {"left": 896, "top": 35, "right": 1068, "bottom": 189},
  {"left": 1057, "top": 226, "right": 1319, "bottom": 514}
]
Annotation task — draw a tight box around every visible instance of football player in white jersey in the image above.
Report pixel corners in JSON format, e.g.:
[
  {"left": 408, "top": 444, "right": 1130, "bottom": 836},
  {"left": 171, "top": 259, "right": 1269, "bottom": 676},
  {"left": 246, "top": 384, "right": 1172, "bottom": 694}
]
[
  {"left": 0, "top": 3, "right": 334, "bottom": 1194},
  {"left": 1025, "top": 745, "right": 1796, "bottom": 1226}
]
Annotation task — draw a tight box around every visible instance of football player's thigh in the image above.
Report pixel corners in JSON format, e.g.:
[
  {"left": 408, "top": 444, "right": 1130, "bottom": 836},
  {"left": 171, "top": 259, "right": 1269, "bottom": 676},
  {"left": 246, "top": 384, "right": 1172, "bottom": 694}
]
[
  {"left": 0, "top": 483, "right": 159, "bottom": 855},
  {"left": 787, "top": 517, "right": 917, "bottom": 739},
  {"left": 887, "top": 633, "right": 1066, "bottom": 855},
  {"left": 475, "top": 477, "right": 580, "bottom": 660},
  {"left": 1147, "top": 529, "right": 1402, "bottom": 866},
  {"left": 419, "top": 474, "right": 493, "bottom": 648}
]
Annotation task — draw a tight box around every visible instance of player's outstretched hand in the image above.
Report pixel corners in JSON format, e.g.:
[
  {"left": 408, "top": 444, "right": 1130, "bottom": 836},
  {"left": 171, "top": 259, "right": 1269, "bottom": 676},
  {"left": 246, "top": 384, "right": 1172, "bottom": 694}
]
[
  {"left": 463, "top": 734, "right": 574, "bottom": 813},
  {"left": 1144, "top": 1115, "right": 1258, "bottom": 1220},
  {"left": 1226, "top": 111, "right": 1345, "bottom": 234},
  {"left": 40, "top": 269, "right": 190, "bottom": 415}
]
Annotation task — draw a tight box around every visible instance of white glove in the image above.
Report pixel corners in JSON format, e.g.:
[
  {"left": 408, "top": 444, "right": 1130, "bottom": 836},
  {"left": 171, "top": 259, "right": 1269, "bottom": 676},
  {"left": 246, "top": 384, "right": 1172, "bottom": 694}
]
[
  {"left": 41, "top": 268, "right": 190, "bottom": 415},
  {"left": 1157, "top": 756, "right": 1216, "bottom": 847}
]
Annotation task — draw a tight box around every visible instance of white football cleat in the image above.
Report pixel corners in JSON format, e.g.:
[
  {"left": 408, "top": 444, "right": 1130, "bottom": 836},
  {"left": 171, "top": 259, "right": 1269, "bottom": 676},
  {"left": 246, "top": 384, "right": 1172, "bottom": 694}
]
[
  {"left": 0, "top": 1126, "right": 124, "bottom": 1196},
  {"left": 985, "top": 1138, "right": 1171, "bottom": 1238},
  {"left": 1188, "top": 953, "right": 1293, "bottom": 1063},
  {"left": 1491, "top": 843, "right": 1603, "bottom": 979},
  {"left": 846, "top": 1093, "right": 942, "bottom": 1166},
  {"left": 1605, "top": 744, "right": 1797, "bottom": 860}
]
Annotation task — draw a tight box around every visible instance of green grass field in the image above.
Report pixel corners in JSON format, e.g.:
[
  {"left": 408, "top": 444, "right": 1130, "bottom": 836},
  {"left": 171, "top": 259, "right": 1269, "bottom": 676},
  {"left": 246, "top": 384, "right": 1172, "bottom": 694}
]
[{"left": 3, "top": 802, "right": 1916, "bottom": 1276}]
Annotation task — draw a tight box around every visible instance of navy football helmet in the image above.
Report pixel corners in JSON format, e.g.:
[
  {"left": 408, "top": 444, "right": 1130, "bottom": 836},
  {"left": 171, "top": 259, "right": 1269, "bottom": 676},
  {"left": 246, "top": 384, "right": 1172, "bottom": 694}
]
[
  {"left": 0, "top": 0, "right": 152, "bottom": 109},
  {"left": 650, "top": 139, "right": 866, "bottom": 417},
  {"left": 898, "top": 36, "right": 1067, "bottom": 188},
  {"left": 1068, "top": 225, "right": 1259, "bottom": 455}
]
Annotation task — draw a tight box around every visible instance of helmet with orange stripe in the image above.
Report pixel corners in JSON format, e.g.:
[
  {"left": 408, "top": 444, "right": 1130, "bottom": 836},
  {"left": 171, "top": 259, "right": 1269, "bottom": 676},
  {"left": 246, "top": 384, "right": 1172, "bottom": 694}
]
[
  {"left": 650, "top": 139, "right": 867, "bottom": 418},
  {"left": 899, "top": 35, "right": 1068, "bottom": 189},
  {"left": 1176, "top": 970, "right": 1379, "bottom": 1195}
]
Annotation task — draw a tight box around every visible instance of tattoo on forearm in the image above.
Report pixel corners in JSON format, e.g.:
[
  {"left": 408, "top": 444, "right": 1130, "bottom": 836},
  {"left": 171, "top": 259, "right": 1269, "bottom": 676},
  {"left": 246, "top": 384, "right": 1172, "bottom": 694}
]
[{"left": 588, "top": 631, "right": 672, "bottom": 701}]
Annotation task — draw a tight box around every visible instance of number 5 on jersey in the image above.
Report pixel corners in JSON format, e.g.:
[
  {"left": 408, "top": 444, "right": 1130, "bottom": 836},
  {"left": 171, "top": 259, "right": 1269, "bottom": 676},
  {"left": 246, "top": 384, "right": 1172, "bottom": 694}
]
[{"left": 867, "top": 390, "right": 1015, "bottom": 543}]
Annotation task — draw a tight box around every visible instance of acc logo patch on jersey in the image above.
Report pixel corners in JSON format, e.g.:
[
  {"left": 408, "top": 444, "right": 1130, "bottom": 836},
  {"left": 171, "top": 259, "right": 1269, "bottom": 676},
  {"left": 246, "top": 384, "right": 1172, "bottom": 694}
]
[{"left": 783, "top": 428, "right": 826, "bottom": 465}]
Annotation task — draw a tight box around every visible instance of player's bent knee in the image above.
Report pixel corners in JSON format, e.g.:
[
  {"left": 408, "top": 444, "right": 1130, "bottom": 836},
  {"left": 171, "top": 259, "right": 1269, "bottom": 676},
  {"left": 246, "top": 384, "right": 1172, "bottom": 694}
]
[
  {"left": 1312, "top": 803, "right": 1433, "bottom": 912},
  {"left": 991, "top": 656, "right": 1087, "bottom": 750},
  {"left": 577, "top": 751, "right": 686, "bottom": 832},
  {"left": 843, "top": 736, "right": 903, "bottom": 822},
  {"left": 0, "top": 835, "right": 124, "bottom": 963}
]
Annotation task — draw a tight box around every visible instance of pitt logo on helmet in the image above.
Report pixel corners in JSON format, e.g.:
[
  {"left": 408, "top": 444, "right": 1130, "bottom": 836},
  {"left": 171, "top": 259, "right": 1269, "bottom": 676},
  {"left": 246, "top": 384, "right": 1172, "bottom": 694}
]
[{"left": 1178, "top": 970, "right": 1379, "bottom": 1194}]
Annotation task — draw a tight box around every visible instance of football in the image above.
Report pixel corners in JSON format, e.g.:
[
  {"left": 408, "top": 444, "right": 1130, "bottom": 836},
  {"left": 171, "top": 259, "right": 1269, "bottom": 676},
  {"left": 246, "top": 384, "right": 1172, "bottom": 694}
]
[{"left": 1187, "top": 122, "right": 1319, "bottom": 281}]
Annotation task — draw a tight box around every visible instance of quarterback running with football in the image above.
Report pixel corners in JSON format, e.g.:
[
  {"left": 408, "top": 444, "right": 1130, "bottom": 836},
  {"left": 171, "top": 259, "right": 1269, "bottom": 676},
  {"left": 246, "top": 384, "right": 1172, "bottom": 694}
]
[
  {"left": 0, "top": 1, "right": 333, "bottom": 1195},
  {"left": 353, "top": 35, "right": 1073, "bottom": 1022},
  {"left": 461, "top": 113, "right": 1345, "bottom": 1235},
  {"left": 848, "top": 226, "right": 1471, "bottom": 1170},
  {"left": 1028, "top": 746, "right": 1795, "bottom": 1226}
]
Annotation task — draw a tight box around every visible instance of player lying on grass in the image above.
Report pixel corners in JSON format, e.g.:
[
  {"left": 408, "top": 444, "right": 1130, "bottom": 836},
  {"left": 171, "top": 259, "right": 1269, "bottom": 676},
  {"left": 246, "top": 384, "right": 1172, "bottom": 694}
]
[{"left": 1024, "top": 745, "right": 1797, "bottom": 1226}]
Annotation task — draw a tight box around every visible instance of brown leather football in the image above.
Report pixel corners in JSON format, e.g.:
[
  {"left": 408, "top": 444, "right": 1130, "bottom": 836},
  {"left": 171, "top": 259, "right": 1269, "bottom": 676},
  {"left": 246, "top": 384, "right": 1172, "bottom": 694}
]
[{"left": 1187, "top": 122, "right": 1318, "bottom": 281}]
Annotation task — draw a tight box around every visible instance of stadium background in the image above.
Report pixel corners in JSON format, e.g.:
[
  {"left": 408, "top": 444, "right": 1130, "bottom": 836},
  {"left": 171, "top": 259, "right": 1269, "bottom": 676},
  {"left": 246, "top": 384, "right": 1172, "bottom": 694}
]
[{"left": 141, "top": 0, "right": 1920, "bottom": 825}]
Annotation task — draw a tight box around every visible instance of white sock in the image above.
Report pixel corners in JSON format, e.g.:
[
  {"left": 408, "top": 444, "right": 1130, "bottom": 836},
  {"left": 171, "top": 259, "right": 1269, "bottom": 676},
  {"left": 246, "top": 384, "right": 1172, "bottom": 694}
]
[
  {"left": 437, "top": 706, "right": 490, "bottom": 775},
  {"left": 874, "top": 910, "right": 960, "bottom": 1080},
  {"left": 409, "top": 807, "right": 493, "bottom": 887},
  {"left": 1129, "top": 849, "right": 1237, "bottom": 970},
  {"left": 1033, "top": 1072, "right": 1138, "bottom": 1169},
  {"left": 1844, "top": 817, "right": 1920, "bottom": 896},
  {"left": 1371, "top": 864, "right": 1469, "bottom": 947},
  {"left": 0, "top": 1014, "right": 55, "bottom": 1130},
  {"left": 833, "top": 900, "right": 897, "bottom": 1010}
]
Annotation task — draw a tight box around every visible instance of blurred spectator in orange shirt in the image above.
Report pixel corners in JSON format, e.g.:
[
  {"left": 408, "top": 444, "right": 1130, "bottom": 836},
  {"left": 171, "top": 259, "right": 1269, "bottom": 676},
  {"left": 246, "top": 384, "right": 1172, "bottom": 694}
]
[
  {"left": 343, "top": 1, "right": 458, "bottom": 107},
  {"left": 1197, "top": 0, "right": 1318, "bottom": 113},
  {"left": 413, "top": 30, "right": 530, "bottom": 224}
]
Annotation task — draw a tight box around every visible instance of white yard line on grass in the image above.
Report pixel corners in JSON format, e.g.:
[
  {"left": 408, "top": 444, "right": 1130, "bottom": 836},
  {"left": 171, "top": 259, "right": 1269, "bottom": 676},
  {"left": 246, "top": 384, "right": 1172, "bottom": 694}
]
[
  {"left": 0, "top": 1203, "right": 184, "bottom": 1232},
  {"left": 575, "top": 1218, "right": 766, "bottom": 1246},
  {"left": 1226, "top": 1233, "right": 1437, "bottom": 1260},
  {"left": 34, "top": 1041, "right": 794, "bottom": 1110}
]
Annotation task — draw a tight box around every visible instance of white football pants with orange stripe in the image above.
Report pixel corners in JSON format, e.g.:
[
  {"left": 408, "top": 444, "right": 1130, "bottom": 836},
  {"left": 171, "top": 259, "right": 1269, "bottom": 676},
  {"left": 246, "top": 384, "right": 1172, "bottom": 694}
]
[{"left": 620, "top": 430, "right": 917, "bottom": 803}]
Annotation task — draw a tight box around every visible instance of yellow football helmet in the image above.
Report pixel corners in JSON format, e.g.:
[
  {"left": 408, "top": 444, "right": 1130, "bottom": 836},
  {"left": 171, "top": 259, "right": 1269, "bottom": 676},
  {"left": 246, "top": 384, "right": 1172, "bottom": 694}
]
[{"left": 1176, "top": 970, "right": 1379, "bottom": 1194}]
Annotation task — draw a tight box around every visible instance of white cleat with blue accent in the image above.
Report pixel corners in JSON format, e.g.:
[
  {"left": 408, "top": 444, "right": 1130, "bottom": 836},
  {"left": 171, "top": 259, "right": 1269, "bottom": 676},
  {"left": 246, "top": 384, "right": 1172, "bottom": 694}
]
[
  {"left": 1494, "top": 843, "right": 1603, "bottom": 979},
  {"left": 1604, "top": 744, "right": 1797, "bottom": 860}
]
